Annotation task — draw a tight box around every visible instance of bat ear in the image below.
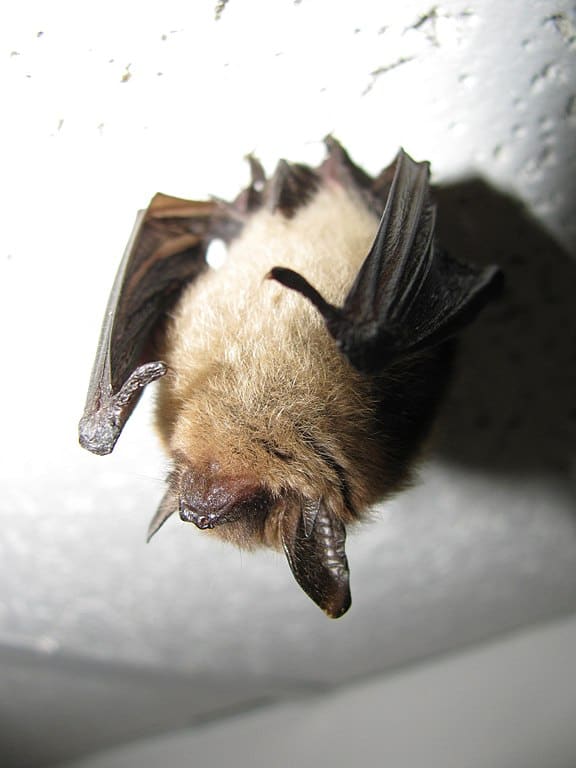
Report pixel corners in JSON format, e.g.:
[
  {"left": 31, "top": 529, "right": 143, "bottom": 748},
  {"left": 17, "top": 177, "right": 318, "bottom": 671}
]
[
  {"left": 280, "top": 499, "right": 351, "bottom": 618},
  {"left": 147, "top": 487, "right": 178, "bottom": 542}
]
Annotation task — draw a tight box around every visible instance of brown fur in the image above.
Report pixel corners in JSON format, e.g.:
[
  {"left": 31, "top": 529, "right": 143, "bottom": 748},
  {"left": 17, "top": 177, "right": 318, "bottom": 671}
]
[
  {"left": 79, "top": 140, "right": 498, "bottom": 617},
  {"left": 155, "top": 182, "right": 423, "bottom": 550}
]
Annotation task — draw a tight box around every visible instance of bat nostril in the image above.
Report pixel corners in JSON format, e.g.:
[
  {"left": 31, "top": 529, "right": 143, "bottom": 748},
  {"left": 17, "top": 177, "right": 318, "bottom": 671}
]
[{"left": 179, "top": 504, "right": 214, "bottom": 530}]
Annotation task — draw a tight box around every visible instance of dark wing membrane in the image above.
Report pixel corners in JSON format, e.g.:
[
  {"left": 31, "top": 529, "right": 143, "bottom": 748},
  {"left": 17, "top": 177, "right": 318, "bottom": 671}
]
[
  {"left": 79, "top": 195, "right": 227, "bottom": 456},
  {"left": 343, "top": 149, "right": 435, "bottom": 327},
  {"left": 339, "top": 150, "right": 502, "bottom": 369},
  {"left": 270, "top": 148, "right": 501, "bottom": 374},
  {"left": 392, "top": 249, "right": 501, "bottom": 355},
  {"left": 339, "top": 149, "right": 502, "bottom": 371},
  {"left": 281, "top": 500, "right": 351, "bottom": 619}
]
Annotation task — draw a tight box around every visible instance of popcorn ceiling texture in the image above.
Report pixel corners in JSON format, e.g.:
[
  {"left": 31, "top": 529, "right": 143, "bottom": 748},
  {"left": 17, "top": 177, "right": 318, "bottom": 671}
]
[{"left": 0, "top": 1, "right": 575, "bottom": 765}]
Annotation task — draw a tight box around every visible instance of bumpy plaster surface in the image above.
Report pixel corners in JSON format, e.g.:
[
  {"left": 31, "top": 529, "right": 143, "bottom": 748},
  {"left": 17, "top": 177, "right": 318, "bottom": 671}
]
[{"left": 0, "top": 1, "right": 575, "bottom": 764}]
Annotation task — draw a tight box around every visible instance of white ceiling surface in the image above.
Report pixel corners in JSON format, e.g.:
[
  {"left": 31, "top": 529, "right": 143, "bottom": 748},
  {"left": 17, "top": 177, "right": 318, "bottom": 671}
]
[
  {"left": 0, "top": 0, "right": 575, "bottom": 765},
  {"left": 60, "top": 616, "right": 576, "bottom": 768}
]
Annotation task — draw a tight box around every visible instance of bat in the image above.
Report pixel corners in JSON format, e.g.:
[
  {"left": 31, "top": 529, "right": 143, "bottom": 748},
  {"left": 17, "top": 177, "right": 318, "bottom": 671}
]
[{"left": 79, "top": 138, "right": 500, "bottom": 618}]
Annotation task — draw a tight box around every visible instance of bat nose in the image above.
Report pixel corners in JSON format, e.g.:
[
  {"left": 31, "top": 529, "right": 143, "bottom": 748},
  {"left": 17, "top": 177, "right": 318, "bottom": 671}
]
[
  {"left": 178, "top": 504, "right": 215, "bottom": 529},
  {"left": 177, "top": 465, "right": 266, "bottom": 530}
]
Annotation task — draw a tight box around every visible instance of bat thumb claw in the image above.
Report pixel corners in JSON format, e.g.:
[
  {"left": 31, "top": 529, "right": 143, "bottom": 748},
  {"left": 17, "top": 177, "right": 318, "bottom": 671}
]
[
  {"left": 79, "top": 362, "right": 167, "bottom": 455},
  {"left": 115, "top": 362, "right": 168, "bottom": 406}
]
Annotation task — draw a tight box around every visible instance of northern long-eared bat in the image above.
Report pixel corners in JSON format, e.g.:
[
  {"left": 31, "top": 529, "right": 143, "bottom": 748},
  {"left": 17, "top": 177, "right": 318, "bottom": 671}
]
[{"left": 79, "top": 138, "right": 500, "bottom": 617}]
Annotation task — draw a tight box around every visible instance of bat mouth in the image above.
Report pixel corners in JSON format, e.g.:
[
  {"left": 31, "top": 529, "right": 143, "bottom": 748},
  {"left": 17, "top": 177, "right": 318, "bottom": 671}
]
[
  {"left": 178, "top": 495, "right": 271, "bottom": 530},
  {"left": 173, "top": 458, "right": 273, "bottom": 533}
]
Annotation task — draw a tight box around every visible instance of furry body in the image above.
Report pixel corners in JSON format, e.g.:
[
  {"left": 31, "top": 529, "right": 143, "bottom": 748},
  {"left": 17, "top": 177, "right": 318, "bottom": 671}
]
[
  {"left": 155, "top": 183, "right": 452, "bottom": 551},
  {"left": 79, "top": 140, "right": 498, "bottom": 616}
]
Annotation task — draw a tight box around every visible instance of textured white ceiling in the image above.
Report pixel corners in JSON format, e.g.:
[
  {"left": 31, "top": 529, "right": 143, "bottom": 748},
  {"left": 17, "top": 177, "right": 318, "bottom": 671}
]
[{"left": 0, "top": 1, "right": 575, "bottom": 764}]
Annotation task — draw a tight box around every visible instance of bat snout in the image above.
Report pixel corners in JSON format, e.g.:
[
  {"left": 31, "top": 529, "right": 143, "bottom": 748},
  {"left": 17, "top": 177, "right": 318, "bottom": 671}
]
[
  {"left": 178, "top": 504, "right": 215, "bottom": 530},
  {"left": 177, "top": 465, "right": 269, "bottom": 531}
]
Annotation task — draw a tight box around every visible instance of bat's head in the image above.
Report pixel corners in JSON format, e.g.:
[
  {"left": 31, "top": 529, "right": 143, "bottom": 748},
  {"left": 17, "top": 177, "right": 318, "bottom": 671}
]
[
  {"left": 168, "top": 452, "right": 273, "bottom": 538},
  {"left": 151, "top": 443, "right": 354, "bottom": 618},
  {"left": 150, "top": 348, "right": 384, "bottom": 618}
]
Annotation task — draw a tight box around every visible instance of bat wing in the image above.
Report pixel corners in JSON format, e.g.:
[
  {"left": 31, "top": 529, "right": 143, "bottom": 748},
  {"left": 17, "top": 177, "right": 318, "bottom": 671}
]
[
  {"left": 79, "top": 194, "right": 240, "bottom": 455},
  {"left": 269, "top": 148, "right": 502, "bottom": 374}
]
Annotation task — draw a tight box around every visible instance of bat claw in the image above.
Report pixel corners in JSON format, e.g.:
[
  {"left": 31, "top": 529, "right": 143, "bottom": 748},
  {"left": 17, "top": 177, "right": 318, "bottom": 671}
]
[
  {"left": 79, "top": 362, "right": 167, "bottom": 455},
  {"left": 115, "top": 362, "right": 167, "bottom": 406}
]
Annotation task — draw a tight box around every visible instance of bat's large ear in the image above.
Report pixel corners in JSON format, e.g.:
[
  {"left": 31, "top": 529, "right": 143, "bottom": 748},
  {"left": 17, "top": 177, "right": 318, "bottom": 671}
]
[
  {"left": 79, "top": 195, "right": 230, "bottom": 455},
  {"left": 146, "top": 486, "right": 178, "bottom": 542},
  {"left": 280, "top": 499, "right": 351, "bottom": 618},
  {"left": 270, "top": 149, "right": 502, "bottom": 375}
]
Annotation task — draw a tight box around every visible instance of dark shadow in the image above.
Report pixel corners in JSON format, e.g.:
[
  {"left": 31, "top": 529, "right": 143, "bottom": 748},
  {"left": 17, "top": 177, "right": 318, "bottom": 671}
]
[{"left": 432, "top": 179, "right": 576, "bottom": 475}]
